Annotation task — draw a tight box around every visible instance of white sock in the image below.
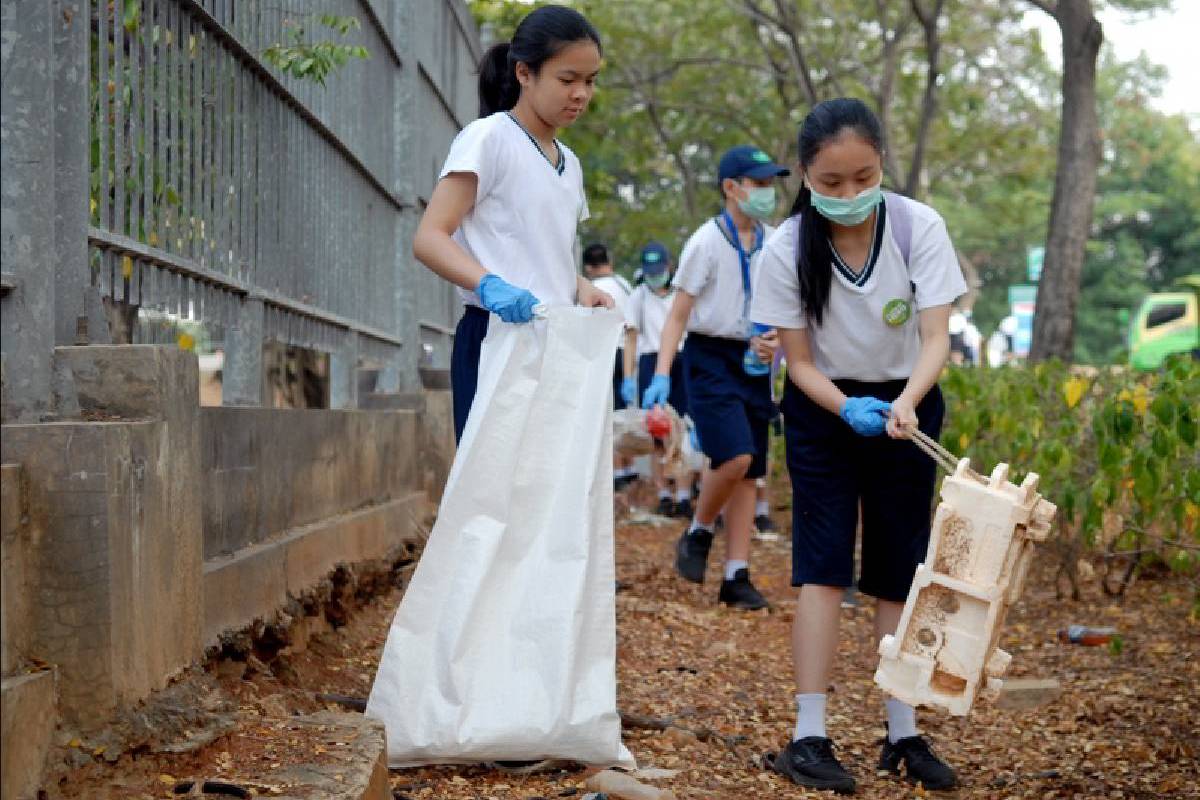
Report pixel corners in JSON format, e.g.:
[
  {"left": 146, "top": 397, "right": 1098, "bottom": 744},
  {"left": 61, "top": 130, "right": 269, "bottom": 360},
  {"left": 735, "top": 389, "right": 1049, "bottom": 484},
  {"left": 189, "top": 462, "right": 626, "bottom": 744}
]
[
  {"left": 755, "top": 500, "right": 769, "bottom": 516},
  {"left": 690, "top": 516, "right": 715, "bottom": 533},
  {"left": 658, "top": 489, "right": 673, "bottom": 500},
  {"left": 793, "top": 693, "right": 827, "bottom": 740},
  {"left": 886, "top": 698, "right": 918, "bottom": 743},
  {"left": 675, "top": 487, "right": 692, "bottom": 501},
  {"left": 723, "top": 559, "right": 748, "bottom": 580}
]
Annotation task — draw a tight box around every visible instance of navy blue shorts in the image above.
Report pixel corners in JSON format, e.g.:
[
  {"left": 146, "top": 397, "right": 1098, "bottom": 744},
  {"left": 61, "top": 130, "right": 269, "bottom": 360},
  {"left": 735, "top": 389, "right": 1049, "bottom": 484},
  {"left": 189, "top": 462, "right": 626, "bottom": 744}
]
[
  {"left": 638, "top": 352, "right": 689, "bottom": 417},
  {"left": 781, "top": 379, "right": 944, "bottom": 602},
  {"left": 450, "top": 305, "right": 489, "bottom": 443},
  {"left": 683, "top": 334, "right": 775, "bottom": 478},
  {"left": 612, "top": 349, "right": 627, "bottom": 411}
]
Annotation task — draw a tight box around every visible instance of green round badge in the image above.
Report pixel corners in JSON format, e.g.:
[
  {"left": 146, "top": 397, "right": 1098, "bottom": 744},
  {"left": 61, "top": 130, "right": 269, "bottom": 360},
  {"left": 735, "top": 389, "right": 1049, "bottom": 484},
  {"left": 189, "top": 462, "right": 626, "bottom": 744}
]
[{"left": 882, "top": 299, "right": 912, "bottom": 327}]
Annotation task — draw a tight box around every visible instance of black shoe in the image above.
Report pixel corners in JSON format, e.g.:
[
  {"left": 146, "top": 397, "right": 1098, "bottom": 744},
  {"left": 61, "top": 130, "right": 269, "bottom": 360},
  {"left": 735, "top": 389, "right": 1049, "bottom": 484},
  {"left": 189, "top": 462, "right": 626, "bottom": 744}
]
[
  {"left": 614, "top": 473, "right": 637, "bottom": 490},
  {"left": 673, "top": 498, "right": 693, "bottom": 518},
  {"left": 674, "top": 526, "right": 712, "bottom": 583},
  {"left": 718, "top": 568, "right": 770, "bottom": 610},
  {"left": 656, "top": 496, "right": 676, "bottom": 516},
  {"left": 770, "top": 736, "right": 856, "bottom": 794},
  {"left": 878, "top": 733, "right": 958, "bottom": 791},
  {"left": 754, "top": 514, "right": 779, "bottom": 533}
]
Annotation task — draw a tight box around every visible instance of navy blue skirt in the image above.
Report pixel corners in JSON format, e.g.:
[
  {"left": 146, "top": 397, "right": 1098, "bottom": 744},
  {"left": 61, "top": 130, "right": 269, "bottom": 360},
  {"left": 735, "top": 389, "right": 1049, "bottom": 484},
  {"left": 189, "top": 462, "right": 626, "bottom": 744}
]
[{"left": 450, "top": 305, "right": 490, "bottom": 443}]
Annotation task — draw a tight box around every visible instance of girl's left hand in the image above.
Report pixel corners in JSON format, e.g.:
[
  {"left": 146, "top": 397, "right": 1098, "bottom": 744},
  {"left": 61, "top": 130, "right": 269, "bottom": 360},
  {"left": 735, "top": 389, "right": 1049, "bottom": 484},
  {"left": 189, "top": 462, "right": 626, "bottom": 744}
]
[
  {"left": 578, "top": 281, "right": 616, "bottom": 310},
  {"left": 887, "top": 394, "right": 919, "bottom": 439}
]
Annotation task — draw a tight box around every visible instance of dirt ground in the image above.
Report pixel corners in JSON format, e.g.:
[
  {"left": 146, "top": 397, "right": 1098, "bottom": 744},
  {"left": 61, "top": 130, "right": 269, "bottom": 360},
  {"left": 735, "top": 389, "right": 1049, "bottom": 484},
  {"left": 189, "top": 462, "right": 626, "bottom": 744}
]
[{"left": 50, "top": 481, "right": 1199, "bottom": 800}]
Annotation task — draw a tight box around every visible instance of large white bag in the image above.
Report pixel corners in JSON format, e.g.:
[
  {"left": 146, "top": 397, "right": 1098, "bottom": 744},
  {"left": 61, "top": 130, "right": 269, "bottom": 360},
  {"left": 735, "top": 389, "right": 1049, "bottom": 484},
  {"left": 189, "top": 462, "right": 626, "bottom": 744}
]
[{"left": 366, "top": 306, "right": 634, "bottom": 769}]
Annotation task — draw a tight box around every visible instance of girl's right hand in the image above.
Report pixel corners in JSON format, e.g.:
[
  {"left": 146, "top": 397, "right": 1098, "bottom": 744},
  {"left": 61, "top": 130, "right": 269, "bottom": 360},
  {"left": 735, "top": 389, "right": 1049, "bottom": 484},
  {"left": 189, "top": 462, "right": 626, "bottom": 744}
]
[
  {"left": 642, "top": 374, "right": 671, "bottom": 409},
  {"left": 478, "top": 274, "right": 540, "bottom": 323},
  {"left": 839, "top": 396, "right": 891, "bottom": 436}
]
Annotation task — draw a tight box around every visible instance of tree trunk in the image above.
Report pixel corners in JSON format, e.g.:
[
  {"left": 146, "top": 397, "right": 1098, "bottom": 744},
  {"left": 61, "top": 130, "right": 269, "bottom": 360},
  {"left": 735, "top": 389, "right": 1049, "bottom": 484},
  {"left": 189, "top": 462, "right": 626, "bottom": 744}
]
[{"left": 1029, "top": 0, "right": 1103, "bottom": 362}]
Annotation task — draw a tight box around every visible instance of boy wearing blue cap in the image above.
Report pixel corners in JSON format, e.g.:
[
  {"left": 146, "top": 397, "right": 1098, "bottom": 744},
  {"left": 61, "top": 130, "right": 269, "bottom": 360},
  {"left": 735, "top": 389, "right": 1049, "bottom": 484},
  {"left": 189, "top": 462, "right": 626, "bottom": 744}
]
[
  {"left": 643, "top": 145, "right": 788, "bottom": 610},
  {"left": 621, "top": 242, "right": 692, "bottom": 516}
]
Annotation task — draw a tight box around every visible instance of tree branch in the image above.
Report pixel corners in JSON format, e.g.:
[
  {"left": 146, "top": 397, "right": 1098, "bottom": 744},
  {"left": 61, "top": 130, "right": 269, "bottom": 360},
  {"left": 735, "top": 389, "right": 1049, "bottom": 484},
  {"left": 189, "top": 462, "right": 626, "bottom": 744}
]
[{"left": 1025, "top": 0, "right": 1059, "bottom": 16}]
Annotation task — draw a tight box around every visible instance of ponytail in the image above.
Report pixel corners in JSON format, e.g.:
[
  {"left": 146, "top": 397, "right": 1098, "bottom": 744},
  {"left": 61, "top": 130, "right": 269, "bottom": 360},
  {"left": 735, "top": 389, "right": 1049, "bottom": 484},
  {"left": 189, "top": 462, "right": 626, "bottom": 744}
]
[
  {"left": 476, "top": 5, "right": 601, "bottom": 119},
  {"left": 788, "top": 185, "right": 834, "bottom": 326},
  {"left": 478, "top": 43, "right": 519, "bottom": 116}
]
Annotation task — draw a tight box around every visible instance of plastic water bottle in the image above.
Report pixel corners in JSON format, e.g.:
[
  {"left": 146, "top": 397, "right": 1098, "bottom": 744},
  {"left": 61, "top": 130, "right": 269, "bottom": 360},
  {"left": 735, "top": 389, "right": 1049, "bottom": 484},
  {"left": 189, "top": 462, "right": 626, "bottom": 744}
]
[
  {"left": 743, "top": 323, "right": 771, "bottom": 376},
  {"left": 1057, "top": 625, "right": 1118, "bottom": 646}
]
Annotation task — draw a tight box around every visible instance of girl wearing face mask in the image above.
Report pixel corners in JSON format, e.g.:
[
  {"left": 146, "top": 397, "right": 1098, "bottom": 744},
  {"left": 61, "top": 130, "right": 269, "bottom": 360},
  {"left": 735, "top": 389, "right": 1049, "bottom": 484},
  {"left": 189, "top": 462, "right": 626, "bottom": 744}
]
[
  {"left": 751, "top": 98, "right": 966, "bottom": 794},
  {"left": 643, "top": 145, "right": 789, "bottom": 611}
]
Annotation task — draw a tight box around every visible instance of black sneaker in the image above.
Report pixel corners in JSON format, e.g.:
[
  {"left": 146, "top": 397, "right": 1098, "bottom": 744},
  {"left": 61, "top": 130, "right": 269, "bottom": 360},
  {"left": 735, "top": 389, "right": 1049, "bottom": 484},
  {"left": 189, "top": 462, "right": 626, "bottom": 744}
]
[
  {"left": 718, "top": 568, "right": 770, "bottom": 610},
  {"left": 673, "top": 497, "right": 693, "bottom": 518},
  {"left": 878, "top": 733, "right": 958, "bottom": 791},
  {"left": 770, "top": 736, "right": 856, "bottom": 794},
  {"left": 656, "top": 496, "right": 676, "bottom": 516},
  {"left": 754, "top": 514, "right": 779, "bottom": 533},
  {"left": 614, "top": 473, "right": 637, "bottom": 490},
  {"left": 674, "top": 526, "right": 712, "bottom": 583}
]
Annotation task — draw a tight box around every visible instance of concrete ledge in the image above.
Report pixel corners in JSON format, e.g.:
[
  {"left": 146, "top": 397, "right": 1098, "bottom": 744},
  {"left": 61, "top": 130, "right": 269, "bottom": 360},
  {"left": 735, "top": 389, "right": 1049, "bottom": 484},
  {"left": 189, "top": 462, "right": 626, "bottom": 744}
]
[
  {"left": 1, "top": 669, "right": 58, "bottom": 800},
  {"left": 203, "top": 490, "right": 425, "bottom": 648}
]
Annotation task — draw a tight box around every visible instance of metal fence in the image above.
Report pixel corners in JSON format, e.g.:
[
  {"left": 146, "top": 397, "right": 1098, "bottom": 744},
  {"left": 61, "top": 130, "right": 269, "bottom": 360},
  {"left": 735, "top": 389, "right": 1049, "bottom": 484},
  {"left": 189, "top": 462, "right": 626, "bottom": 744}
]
[{"left": 0, "top": 0, "right": 481, "bottom": 419}]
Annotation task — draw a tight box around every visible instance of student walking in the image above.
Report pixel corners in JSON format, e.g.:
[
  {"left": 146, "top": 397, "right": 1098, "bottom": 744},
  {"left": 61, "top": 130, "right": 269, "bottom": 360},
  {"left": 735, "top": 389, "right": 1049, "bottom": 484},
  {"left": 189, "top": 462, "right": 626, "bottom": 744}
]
[
  {"left": 643, "top": 145, "right": 788, "bottom": 611},
  {"left": 751, "top": 98, "right": 965, "bottom": 793},
  {"left": 621, "top": 242, "right": 693, "bottom": 516},
  {"left": 366, "top": 5, "right": 627, "bottom": 768},
  {"left": 585, "top": 243, "right": 638, "bottom": 488}
]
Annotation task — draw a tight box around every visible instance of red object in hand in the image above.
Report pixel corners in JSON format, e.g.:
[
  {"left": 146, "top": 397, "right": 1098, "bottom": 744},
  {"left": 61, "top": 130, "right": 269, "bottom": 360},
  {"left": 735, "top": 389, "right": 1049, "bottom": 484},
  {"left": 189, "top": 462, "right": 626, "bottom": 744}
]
[{"left": 645, "top": 408, "right": 672, "bottom": 440}]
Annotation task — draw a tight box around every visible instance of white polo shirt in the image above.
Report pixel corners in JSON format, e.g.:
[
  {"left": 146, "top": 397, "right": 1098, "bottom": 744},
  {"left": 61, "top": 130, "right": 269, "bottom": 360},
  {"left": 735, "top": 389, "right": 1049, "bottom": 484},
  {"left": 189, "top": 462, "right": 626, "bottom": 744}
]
[
  {"left": 591, "top": 274, "right": 633, "bottom": 328},
  {"left": 625, "top": 284, "right": 682, "bottom": 355},
  {"left": 673, "top": 218, "right": 775, "bottom": 340},
  {"left": 750, "top": 199, "right": 966, "bottom": 381},
  {"left": 440, "top": 112, "right": 589, "bottom": 309}
]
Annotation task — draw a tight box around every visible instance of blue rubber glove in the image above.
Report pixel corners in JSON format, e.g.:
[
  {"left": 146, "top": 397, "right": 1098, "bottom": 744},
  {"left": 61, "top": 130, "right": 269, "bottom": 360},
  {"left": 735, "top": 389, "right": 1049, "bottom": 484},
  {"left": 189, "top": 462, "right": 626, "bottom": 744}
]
[
  {"left": 641, "top": 374, "right": 671, "bottom": 409},
  {"left": 620, "top": 377, "right": 638, "bottom": 406},
  {"left": 840, "top": 396, "right": 892, "bottom": 437},
  {"left": 477, "top": 273, "right": 540, "bottom": 323}
]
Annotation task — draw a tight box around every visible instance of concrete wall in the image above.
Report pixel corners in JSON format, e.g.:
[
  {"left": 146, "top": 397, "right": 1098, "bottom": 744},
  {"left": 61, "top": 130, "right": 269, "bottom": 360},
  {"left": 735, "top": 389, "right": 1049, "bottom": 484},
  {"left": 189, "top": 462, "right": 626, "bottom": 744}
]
[{"left": 201, "top": 408, "right": 417, "bottom": 559}]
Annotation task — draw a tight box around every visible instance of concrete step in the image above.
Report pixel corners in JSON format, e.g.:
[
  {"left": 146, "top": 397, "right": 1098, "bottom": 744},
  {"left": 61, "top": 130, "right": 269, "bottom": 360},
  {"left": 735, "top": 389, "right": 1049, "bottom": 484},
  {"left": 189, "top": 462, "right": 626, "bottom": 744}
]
[
  {"left": 1, "top": 669, "right": 59, "bottom": 800},
  {"left": 252, "top": 711, "right": 388, "bottom": 800}
]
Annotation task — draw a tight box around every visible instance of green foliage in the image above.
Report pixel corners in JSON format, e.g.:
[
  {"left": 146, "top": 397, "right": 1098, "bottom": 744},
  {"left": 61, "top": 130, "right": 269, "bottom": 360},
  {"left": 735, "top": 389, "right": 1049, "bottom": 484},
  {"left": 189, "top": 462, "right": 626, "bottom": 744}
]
[
  {"left": 263, "top": 15, "right": 370, "bottom": 86},
  {"left": 940, "top": 358, "right": 1200, "bottom": 583}
]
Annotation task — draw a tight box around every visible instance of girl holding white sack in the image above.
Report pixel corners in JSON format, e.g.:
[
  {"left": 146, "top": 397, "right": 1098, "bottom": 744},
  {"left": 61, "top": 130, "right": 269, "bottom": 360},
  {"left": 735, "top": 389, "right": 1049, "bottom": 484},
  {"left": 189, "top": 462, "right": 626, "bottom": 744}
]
[
  {"left": 750, "top": 98, "right": 965, "bottom": 794},
  {"left": 406, "top": 5, "right": 613, "bottom": 442},
  {"left": 366, "top": 5, "right": 631, "bottom": 771}
]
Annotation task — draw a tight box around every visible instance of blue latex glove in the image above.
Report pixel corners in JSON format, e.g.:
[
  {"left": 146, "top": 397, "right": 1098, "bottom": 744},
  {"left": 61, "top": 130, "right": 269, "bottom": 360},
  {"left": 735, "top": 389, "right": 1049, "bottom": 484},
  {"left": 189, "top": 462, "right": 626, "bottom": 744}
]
[
  {"left": 477, "top": 273, "right": 540, "bottom": 323},
  {"left": 840, "top": 396, "right": 892, "bottom": 437},
  {"left": 620, "top": 377, "right": 638, "bottom": 406},
  {"left": 641, "top": 374, "right": 671, "bottom": 409}
]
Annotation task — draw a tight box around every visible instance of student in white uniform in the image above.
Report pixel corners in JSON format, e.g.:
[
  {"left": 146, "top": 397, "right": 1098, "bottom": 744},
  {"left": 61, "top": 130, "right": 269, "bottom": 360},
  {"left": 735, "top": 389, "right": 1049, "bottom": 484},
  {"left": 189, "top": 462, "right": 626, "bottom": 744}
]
[
  {"left": 370, "top": 4, "right": 611, "bottom": 766},
  {"left": 621, "top": 242, "right": 693, "bottom": 517},
  {"left": 643, "top": 145, "right": 789, "bottom": 611},
  {"left": 584, "top": 243, "right": 638, "bottom": 487},
  {"left": 409, "top": 6, "right": 613, "bottom": 442},
  {"left": 750, "top": 98, "right": 965, "bottom": 794}
]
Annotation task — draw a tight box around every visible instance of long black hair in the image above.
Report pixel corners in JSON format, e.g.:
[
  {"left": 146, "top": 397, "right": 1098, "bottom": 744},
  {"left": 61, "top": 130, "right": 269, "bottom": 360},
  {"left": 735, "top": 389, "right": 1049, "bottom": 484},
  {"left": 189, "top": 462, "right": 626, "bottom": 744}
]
[
  {"left": 478, "top": 5, "right": 602, "bottom": 117},
  {"left": 788, "top": 98, "right": 885, "bottom": 325}
]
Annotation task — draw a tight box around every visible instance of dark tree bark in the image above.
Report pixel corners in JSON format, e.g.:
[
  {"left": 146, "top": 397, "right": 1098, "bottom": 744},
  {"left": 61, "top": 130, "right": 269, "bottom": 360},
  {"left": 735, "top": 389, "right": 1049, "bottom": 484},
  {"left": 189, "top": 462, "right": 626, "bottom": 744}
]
[
  {"left": 905, "top": 0, "right": 947, "bottom": 199},
  {"left": 1028, "top": 0, "right": 1104, "bottom": 362}
]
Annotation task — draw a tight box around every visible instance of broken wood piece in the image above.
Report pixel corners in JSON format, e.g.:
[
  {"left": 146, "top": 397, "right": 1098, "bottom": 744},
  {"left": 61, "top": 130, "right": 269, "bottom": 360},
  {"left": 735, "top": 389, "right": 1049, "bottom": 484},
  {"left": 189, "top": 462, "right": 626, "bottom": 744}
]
[
  {"left": 995, "top": 678, "right": 1062, "bottom": 711},
  {"left": 586, "top": 769, "right": 678, "bottom": 800},
  {"left": 875, "top": 460, "right": 1058, "bottom": 716}
]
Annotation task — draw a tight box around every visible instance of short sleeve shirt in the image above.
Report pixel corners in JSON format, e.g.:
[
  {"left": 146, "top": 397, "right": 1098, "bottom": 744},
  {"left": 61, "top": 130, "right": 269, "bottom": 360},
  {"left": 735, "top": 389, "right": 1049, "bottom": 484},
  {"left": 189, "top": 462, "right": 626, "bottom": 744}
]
[
  {"left": 750, "top": 198, "right": 966, "bottom": 380},
  {"left": 440, "top": 113, "right": 589, "bottom": 308},
  {"left": 673, "top": 218, "right": 776, "bottom": 340},
  {"left": 625, "top": 284, "right": 681, "bottom": 355},
  {"left": 591, "top": 274, "right": 633, "bottom": 327}
]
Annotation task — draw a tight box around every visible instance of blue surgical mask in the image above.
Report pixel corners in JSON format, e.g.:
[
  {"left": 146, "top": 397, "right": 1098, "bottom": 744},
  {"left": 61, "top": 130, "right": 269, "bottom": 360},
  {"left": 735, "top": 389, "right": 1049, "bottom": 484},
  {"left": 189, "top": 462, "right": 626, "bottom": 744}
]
[
  {"left": 807, "top": 180, "right": 882, "bottom": 226},
  {"left": 737, "top": 185, "right": 777, "bottom": 221}
]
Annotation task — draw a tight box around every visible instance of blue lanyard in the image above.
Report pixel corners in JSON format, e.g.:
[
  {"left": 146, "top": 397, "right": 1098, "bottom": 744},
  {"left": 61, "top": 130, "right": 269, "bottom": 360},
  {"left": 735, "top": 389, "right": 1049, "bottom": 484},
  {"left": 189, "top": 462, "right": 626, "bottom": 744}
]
[{"left": 719, "top": 210, "right": 763, "bottom": 315}]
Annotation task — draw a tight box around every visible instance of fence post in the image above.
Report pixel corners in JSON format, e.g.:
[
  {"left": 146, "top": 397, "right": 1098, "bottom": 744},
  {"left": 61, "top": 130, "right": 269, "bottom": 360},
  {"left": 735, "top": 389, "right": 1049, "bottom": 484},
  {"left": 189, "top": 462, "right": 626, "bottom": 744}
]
[
  {"left": 53, "top": 1, "right": 98, "bottom": 348},
  {"left": 1, "top": 4, "right": 58, "bottom": 421},
  {"left": 329, "top": 330, "right": 359, "bottom": 409},
  {"left": 222, "top": 297, "right": 265, "bottom": 406},
  {"left": 390, "top": 0, "right": 421, "bottom": 393}
]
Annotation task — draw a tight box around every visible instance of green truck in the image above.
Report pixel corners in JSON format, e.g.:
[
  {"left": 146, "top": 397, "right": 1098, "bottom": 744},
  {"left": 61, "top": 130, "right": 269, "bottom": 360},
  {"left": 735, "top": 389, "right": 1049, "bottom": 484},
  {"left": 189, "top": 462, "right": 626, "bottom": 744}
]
[{"left": 1129, "top": 275, "right": 1200, "bottom": 371}]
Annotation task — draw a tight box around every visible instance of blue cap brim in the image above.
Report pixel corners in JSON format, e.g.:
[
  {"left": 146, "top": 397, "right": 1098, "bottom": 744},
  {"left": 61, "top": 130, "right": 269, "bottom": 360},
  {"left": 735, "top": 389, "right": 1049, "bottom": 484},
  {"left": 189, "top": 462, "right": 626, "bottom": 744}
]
[{"left": 742, "top": 163, "right": 790, "bottom": 179}]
